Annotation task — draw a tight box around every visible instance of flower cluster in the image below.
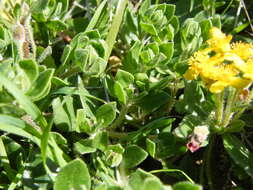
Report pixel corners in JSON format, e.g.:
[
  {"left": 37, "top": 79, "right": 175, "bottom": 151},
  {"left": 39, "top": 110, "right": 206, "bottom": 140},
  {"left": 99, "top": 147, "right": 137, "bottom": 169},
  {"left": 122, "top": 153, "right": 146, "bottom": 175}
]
[{"left": 184, "top": 27, "right": 253, "bottom": 93}]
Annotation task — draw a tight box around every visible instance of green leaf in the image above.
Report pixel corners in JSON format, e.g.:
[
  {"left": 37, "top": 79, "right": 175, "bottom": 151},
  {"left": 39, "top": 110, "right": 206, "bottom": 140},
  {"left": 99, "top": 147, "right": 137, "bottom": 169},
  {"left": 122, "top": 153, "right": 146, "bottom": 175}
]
[
  {"left": 107, "top": 144, "right": 124, "bottom": 154},
  {"left": 0, "top": 137, "right": 15, "bottom": 181},
  {"left": 200, "top": 19, "right": 212, "bottom": 41},
  {"left": 0, "top": 73, "right": 43, "bottom": 122},
  {"left": 115, "top": 69, "right": 135, "bottom": 88},
  {"left": 123, "top": 40, "right": 143, "bottom": 73},
  {"left": 173, "top": 182, "right": 202, "bottom": 190},
  {"left": 159, "top": 42, "right": 174, "bottom": 60},
  {"left": 123, "top": 145, "right": 148, "bottom": 168},
  {"left": 114, "top": 81, "right": 127, "bottom": 104},
  {"left": 85, "top": 0, "right": 107, "bottom": 32},
  {"left": 19, "top": 59, "right": 39, "bottom": 83},
  {"left": 211, "top": 15, "right": 221, "bottom": 28},
  {"left": 93, "top": 131, "right": 109, "bottom": 151},
  {"left": 226, "top": 120, "right": 245, "bottom": 133},
  {"left": 140, "top": 22, "right": 158, "bottom": 36},
  {"left": 137, "top": 91, "right": 170, "bottom": 114},
  {"left": 60, "top": 45, "right": 72, "bottom": 66},
  {"left": 52, "top": 76, "right": 69, "bottom": 86},
  {"left": 26, "top": 69, "right": 54, "bottom": 101},
  {"left": 223, "top": 134, "right": 253, "bottom": 177},
  {"left": 95, "top": 102, "right": 117, "bottom": 128},
  {"left": 146, "top": 138, "right": 156, "bottom": 158},
  {"left": 64, "top": 96, "right": 77, "bottom": 131},
  {"left": 74, "top": 48, "right": 89, "bottom": 70},
  {"left": 173, "top": 115, "right": 202, "bottom": 139},
  {"left": 142, "top": 178, "right": 164, "bottom": 190},
  {"left": 170, "top": 16, "right": 179, "bottom": 33},
  {"left": 232, "top": 22, "right": 252, "bottom": 34},
  {"left": 76, "top": 109, "right": 92, "bottom": 133},
  {"left": 52, "top": 97, "right": 71, "bottom": 132},
  {"left": 0, "top": 115, "right": 40, "bottom": 145},
  {"left": 87, "top": 57, "right": 107, "bottom": 76},
  {"left": 54, "top": 159, "right": 91, "bottom": 190},
  {"left": 139, "top": 0, "right": 151, "bottom": 15},
  {"left": 127, "top": 169, "right": 164, "bottom": 190},
  {"left": 46, "top": 20, "right": 67, "bottom": 31},
  {"left": 74, "top": 139, "right": 97, "bottom": 155},
  {"left": 165, "top": 4, "right": 176, "bottom": 20},
  {"left": 41, "top": 118, "right": 53, "bottom": 174},
  {"left": 105, "top": 150, "right": 123, "bottom": 167},
  {"left": 31, "top": 0, "right": 49, "bottom": 12}
]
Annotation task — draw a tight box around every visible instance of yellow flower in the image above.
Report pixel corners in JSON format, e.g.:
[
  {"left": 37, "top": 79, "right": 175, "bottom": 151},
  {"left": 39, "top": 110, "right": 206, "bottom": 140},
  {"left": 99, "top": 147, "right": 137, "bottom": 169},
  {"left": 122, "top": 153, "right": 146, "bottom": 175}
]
[
  {"left": 207, "top": 27, "right": 232, "bottom": 53},
  {"left": 231, "top": 42, "right": 253, "bottom": 61},
  {"left": 183, "top": 27, "right": 253, "bottom": 93},
  {"left": 209, "top": 81, "right": 229, "bottom": 93},
  {"left": 242, "top": 58, "right": 253, "bottom": 80}
]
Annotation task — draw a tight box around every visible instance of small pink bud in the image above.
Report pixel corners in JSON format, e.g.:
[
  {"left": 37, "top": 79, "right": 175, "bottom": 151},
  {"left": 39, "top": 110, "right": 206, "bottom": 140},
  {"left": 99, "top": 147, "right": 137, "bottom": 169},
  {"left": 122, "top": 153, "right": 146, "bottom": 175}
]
[
  {"left": 186, "top": 126, "right": 209, "bottom": 153},
  {"left": 187, "top": 141, "right": 200, "bottom": 153}
]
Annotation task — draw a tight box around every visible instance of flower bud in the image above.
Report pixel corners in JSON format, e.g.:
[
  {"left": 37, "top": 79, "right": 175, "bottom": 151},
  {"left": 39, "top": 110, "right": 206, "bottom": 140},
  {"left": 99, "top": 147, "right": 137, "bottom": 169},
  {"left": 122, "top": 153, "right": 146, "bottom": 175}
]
[{"left": 187, "top": 126, "right": 210, "bottom": 153}]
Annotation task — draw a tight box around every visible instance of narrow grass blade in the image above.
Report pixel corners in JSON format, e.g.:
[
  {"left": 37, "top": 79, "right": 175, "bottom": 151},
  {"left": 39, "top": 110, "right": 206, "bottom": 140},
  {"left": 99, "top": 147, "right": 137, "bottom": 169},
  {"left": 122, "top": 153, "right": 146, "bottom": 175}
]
[
  {"left": 105, "top": 0, "right": 128, "bottom": 60},
  {"left": 0, "top": 137, "right": 15, "bottom": 181},
  {"left": 85, "top": 0, "right": 107, "bottom": 32}
]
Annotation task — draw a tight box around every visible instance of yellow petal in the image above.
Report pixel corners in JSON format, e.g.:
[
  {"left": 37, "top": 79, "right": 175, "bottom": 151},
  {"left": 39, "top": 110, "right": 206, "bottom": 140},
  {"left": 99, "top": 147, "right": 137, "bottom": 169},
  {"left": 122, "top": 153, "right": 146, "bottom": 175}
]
[
  {"left": 183, "top": 68, "right": 198, "bottom": 80},
  {"left": 209, "top": 81, "right": 228, "bottom": 93},
  {"left": 231, "top": 42, "right": 253, "bottom": 61},
  {"left": 230, "top": 78, "right": 251, "bottom": 89}
]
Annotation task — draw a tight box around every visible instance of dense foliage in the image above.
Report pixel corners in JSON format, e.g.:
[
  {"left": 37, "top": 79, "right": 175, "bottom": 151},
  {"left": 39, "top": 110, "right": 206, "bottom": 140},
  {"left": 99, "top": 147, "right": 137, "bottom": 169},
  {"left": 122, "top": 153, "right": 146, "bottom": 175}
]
[{"left": 0, "top": 0, "right": 253, "bottom": 189}]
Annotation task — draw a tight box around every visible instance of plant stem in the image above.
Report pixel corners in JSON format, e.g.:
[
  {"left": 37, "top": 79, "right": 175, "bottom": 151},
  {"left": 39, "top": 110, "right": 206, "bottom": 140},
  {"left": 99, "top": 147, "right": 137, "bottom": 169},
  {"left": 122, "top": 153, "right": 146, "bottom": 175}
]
[
  {"left": 222, "top": 88, "right": 239, "bottom": 127},
  {"left": 233, "top": 88, "right": 253, "bottom": 121},
  {"left": 109, "top": 104, "right": 128, "bottom": 130},
  {"left": 108, "top": 131, "right": 128, "bottom": 139},
  {"left": 166, "top": 79, "right": 178, "bottom": 115},
  {"left": 149, "top": 169, "right": 195, "bottom": 184},
  {"left": 200, "top": 150, "right": 207, "bottom": 185},
  {"left": 214, "top": 92, "right": 224, "bottom": 125},
  {"left": 206, "top": 135, "right": 215, "bottom": 190}
]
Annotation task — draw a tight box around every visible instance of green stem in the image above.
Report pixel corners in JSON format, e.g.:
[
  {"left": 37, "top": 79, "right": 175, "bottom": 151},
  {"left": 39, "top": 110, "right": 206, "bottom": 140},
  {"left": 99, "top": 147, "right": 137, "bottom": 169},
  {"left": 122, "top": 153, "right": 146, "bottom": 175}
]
[
  {"left": 214, "top": 92, "right": 224, "bottom": 125},
  {"left": 222, "top": 88, "right": 239, "bottom": 127},
  {"left": 167, "top": 79, "right": 178, "bottom": 115},
  {"left": 16, "top": 41, "right": 24, "bottom": 60},
  {"left": 206, "top": 135, "right": 215, "bottom": 190},
  {"left": 222, "top": 0, "right": 234, "bottom": 15},
  {"left": 109, "top": 104, "right": 128, "bottom": 130},
  {"left": 149, "top": 169, "right": 194, "bottom": 184},
  {"left": 108, "top": 131, "right": 128, "bottom": 139}
]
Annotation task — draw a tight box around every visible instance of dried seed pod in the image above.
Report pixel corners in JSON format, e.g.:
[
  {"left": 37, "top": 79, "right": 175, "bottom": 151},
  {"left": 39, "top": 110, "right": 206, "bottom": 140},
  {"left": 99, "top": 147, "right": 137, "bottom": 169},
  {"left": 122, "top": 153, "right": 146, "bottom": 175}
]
[
  {"left": 108, "top": 56, "right": 122, "bottom": 74},
  {"left": 239, "top": 88, "right": 250, "bottom": 101},
  {"left": 13, "top": 22, "right": 26, "bottom": 43}
]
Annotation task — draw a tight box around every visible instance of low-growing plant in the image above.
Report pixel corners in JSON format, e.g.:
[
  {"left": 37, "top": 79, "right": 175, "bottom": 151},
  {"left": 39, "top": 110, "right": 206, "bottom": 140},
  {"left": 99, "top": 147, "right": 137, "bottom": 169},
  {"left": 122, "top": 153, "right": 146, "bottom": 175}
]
[{"left": 0, "top": 0, "right": 253, "bottom": 189}]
